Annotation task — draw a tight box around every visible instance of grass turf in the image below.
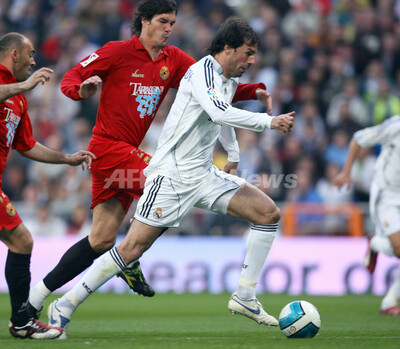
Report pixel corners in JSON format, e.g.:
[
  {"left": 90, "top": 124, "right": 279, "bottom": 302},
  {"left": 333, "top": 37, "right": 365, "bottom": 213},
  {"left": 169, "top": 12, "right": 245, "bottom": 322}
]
[{"left": 0, "top": 292, "right": 399, "bottom": 348}]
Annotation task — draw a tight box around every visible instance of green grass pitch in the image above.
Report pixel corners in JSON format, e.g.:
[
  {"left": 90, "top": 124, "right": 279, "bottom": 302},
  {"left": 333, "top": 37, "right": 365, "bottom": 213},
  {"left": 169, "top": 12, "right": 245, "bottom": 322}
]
[{"left": 0, "top": 292, "right": 399, "bottom": 348}]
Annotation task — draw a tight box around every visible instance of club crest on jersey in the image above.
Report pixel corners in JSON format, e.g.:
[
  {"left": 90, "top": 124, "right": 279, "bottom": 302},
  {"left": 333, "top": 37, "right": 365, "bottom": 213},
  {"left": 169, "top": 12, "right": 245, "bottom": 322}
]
[
  {"left": 153, "top": 207, "right": 163, "bottom": 219},
  {"left": 160, "top": 66, "right": 169, "bottom": 80},
  {"left": 6, "top": 203, "right": 16, "bottom": 216}
]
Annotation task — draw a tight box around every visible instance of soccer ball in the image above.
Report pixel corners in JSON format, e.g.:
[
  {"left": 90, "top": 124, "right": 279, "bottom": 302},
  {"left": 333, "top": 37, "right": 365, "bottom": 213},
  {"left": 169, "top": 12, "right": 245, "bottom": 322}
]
[{"left": 279, "top": 300, "right": 321, "bottom": 338}]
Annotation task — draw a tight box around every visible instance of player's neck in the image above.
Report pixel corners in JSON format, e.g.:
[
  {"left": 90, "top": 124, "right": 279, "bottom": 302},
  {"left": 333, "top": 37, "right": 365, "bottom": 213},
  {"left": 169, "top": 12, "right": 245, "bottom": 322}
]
[
  {"left": 213, "top": 53, "right": 230, "bottom": 79},
  {"left": 0, "top": 57, "right": 15, "bottom": 77},
  {"left": 138, "top": 36, "right": 163, "bottom": 61}
]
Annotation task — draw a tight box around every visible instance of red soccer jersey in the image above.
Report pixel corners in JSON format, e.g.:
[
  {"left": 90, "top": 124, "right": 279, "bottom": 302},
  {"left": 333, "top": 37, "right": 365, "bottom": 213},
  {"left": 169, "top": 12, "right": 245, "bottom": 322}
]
[
  {"left": 61, "top": 35, "right": 195, "bottom": 147},
  {"left": 0, "top": 65, "right": 36, "bottom": 188},
  {"left": 61, "top": 35, "right": 265, "bottom": 148}
]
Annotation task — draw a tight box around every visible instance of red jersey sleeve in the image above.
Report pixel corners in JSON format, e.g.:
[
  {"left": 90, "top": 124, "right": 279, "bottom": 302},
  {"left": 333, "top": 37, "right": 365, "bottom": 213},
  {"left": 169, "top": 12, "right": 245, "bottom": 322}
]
[
  {"left": 232, "top": 82, "right": 267, "bottom": 103},
  {"left": 61, "top": 42, "right": 119, "bottom": 101},
  {"left": 169, "top": 49, "right": 195, "bottom": 89},
  {"left": 12, "top": 108, "right": 36, "bottom": 151}
]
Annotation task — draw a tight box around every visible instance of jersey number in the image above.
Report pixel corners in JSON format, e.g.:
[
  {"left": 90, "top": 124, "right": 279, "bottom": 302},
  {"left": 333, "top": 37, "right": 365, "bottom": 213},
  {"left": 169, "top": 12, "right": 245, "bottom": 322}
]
[
  {"left": 136, "top": 90, "right": 162, "bottom": 119},
  {"left": 6, "top": 122, "right": 17, "bottom": 147}
]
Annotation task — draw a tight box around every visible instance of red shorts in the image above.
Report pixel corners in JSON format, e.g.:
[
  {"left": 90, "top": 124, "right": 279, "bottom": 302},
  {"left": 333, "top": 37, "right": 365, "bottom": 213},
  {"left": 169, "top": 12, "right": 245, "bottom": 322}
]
[
  {"left": 88, "top": 135, "right": 151, "bottom": 213},
  {"left": 0, "top": 190, "right": 22, "bottom": 231}
]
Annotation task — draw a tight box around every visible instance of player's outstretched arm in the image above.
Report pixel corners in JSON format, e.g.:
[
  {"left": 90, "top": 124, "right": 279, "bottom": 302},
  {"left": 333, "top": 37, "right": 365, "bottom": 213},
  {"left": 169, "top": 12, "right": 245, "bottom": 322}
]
[
  {"left": 78, "top": 75, "right": 102, "bottom": 99},
  {"left": 18, "top": 142, "right": 96, "bottom": 170},
  {"left": 270, "top": 111, "right": 295, "bottom": 133},
  {"left": 332, "top": 138, "right": 362, "bottom": 189},
  {"left": 255, "top": 88, "right": 272, "bottom": 114},
  {"left": 0, "top": 67, "right": 53, "bottom": 102}
]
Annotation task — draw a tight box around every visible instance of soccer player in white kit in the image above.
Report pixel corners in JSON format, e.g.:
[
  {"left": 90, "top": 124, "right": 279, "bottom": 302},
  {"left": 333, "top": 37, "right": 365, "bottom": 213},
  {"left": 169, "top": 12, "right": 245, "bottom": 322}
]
[
  {"left": 334, "top": 115, "right": 400, "bottom": 315},
  {"left": 47, "top": 17, "right": 295, "bottom": 335}
]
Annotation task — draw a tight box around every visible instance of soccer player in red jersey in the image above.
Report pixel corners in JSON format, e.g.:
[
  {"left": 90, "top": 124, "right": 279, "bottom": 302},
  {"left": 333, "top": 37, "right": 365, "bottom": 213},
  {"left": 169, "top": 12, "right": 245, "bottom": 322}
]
[
  {"left": 29, "top": 0, "right": 273, "bottom": 318},
  {"left": 0, "top": 32, "right": 95, "bottom": 339}
]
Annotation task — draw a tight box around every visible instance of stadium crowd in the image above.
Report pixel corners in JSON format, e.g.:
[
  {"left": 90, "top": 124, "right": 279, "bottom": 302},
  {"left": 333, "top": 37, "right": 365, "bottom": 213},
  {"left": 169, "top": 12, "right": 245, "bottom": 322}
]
[{"left": 1, "top": 0, "right": 399, "bottom": 236}]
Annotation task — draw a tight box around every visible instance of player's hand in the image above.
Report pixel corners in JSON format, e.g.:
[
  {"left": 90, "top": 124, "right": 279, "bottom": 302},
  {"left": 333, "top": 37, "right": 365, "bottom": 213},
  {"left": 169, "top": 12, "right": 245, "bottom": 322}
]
[
  {"left": 79, "top": 76, "right": 102, "bottom": 99},
  {"left": 65, "top": 150, "right": 96, "bottom": 170},
  {"left": 332, "top": 171, "right": 352, "bottom": 189},
  {"left": 223, "top": 161, "right": 238, "bottom": 175},
  {"left": 256, "top": 88, "right": 272, "bottom": 114},
  {"left": 270, "top": 111, "right": 295, "bottom": 133},
  {"left": 21, "top": 67, "right": 53, "bottom": 91}
]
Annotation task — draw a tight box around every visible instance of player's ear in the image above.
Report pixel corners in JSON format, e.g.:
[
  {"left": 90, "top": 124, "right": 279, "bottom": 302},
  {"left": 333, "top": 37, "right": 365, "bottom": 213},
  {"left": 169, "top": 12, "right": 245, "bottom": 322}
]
[
  {"left": 141, "top": 16, "right": 151, "bottom": 28},
  {"left": 224, "top": 44, "right": 234, "bottom": 55},
  {"left": 11, "top": 49, "right": 20, "bottom": 62}
]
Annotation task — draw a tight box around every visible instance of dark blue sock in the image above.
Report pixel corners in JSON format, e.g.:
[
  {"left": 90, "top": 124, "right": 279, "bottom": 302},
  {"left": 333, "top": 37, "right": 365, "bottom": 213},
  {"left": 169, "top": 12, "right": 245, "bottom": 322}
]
[
  {"left": 5, "top": 250, "right": 31, "bottom": 326},
  {"left": 43, "top": 236, "right": 102, "bottom": 292}
]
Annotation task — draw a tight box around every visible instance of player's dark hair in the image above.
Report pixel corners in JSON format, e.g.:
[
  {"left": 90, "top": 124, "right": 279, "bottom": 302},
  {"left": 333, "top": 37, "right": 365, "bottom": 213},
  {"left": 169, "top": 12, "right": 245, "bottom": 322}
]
[
  {"left": 207, "top": 17, "right": 259, "bottom": 56},
  {"left": 132, "top": 0, "right": 177, "bottom": 35},
  {"left": 0, "top": 32, "right": 26, "bottom": 57}
]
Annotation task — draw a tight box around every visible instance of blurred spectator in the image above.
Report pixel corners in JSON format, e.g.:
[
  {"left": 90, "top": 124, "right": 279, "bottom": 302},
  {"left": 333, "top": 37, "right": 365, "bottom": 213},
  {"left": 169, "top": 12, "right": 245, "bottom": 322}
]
[
  {"left": 292, "top": 101, "right": 326, "bottom": 153},
  {"left": 326, "top": 78, "right": 368, "bottom": 127},
  {"left": 324, "top": 128, "right": 350, "bottom": 169},
  {"left": 330, "top": 102, "right": 362, "bottom": 137},
  {"left": 2, "top": 163, "right": 26, "bottom": 201},
  {"left": 25, "top": 204, "right": 67, "bottom": 237},
  {"left": 286, "top": 168, "right": 322, "bottom": 203},
  {"left": 368, "top": 77, "right": 400, "bottom": 125},
  {"left": 316, "top": 162, "right": 353, "bottom": 203},
  {"left": 67, "top": 203, "right": 92, "bottom": 237}
]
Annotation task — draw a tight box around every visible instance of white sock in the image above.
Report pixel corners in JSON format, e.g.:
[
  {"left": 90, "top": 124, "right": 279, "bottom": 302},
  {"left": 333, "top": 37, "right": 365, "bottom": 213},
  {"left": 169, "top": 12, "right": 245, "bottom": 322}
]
[
  {"left": 29, "top": 280, "right": 51, "bottom": 310},
  {"left": 381, "top": 266, "right": 400, "bottom": 310},
  {"left": 370, "top": 235, "right": 395, "bottom": 256},
  {"left": 236, "top": 223, "right": 278, "bottom": 300},
  {"left": 56, "top": 247, "right": 126, "bottom": 317}
]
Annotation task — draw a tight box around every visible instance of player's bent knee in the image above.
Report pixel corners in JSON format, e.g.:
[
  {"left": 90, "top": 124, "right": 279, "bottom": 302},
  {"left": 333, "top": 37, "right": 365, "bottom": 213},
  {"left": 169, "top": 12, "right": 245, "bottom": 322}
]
[
  {"left": 89, "top": 237, "right": 116, "bottom": 254},
  {"left": 8, "top": 224, "right": 33, "bottom": 254},
  {"left": 253, "top": 204, "right": 280, "bottom": 225},
  {"left": 18, "top": 233, "right": 33, "bottom": 253}
]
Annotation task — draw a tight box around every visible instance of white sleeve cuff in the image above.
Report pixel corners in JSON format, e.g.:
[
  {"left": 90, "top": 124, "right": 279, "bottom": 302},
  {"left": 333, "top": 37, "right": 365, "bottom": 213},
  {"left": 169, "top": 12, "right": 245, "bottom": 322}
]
[{"left": 265, "top": 114, "right": 273, "bottom": 129}]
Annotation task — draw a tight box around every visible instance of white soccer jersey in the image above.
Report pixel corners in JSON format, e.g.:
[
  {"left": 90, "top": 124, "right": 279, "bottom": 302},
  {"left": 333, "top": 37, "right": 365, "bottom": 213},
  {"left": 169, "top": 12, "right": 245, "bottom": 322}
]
[
  {"left": 144, "top": 55, "right": 272, "bottom": 182},
  {"left": 354, "top": 115, "right": 400, "bottom": 192}
]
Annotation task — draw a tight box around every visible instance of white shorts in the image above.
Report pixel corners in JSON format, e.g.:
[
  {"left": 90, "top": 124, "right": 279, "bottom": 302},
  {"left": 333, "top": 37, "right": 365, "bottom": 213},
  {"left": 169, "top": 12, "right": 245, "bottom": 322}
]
[
  {"left": 370, "top": 184, "right": 400, "bottom": 237},
  {"left": 135, "top": 165, "right": 246, "bottom": 227}
]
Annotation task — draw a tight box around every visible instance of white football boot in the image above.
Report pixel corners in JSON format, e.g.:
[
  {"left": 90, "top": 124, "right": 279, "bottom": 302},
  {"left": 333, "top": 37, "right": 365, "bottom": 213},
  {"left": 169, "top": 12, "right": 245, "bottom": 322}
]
[
  {"left": 228, "top": 293, "right": 278, "bottom": 326},
  {"left": 47, "top": 299, "right": 70, "bottom": 339}
]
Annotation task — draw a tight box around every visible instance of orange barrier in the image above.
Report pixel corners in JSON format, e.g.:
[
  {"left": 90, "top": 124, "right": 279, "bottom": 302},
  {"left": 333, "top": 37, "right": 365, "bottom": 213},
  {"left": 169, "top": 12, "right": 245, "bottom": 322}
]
[{"left": 281, "top": 203, "right": 364, "bottom": 236}]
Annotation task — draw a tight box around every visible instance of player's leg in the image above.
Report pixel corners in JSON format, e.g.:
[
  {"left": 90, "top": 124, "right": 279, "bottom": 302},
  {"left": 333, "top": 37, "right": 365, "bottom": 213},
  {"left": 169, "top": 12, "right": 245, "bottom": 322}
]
[
  {"left": 197, "top": 170, "right": 279, "bottom": 326},
  {"left": 29, "top": 198, "right": 126, "bottom": 316},
  {"left": 365, "top": 187, "right": 397, "bottom": 273},
  {"left": 1, "top": 222, "right": 33, "bottom": 327},
  {"left": 0, "top": 223, "right": 62, "bottom": 339},
  {"left": 47, "top": 219, "right": 163, "bottom": 336},
  {"left": 224, "top": 183, "right": 279, "bottom": 326},
  {"left": 380, "top": 231, "right": 400, "bottom": 315},
  {"left": 46, "top": 174, "right": 184, "bottom": 336}
]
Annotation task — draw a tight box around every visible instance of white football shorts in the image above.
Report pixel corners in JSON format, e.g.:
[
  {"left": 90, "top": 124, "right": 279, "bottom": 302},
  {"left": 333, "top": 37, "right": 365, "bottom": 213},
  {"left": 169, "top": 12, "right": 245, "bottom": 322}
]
[
  {"left": 134, "top": 165, "right": 246, "bottom": 227},
  {"left": 370, "top": 184, "right": 400, "bottom": 237}
]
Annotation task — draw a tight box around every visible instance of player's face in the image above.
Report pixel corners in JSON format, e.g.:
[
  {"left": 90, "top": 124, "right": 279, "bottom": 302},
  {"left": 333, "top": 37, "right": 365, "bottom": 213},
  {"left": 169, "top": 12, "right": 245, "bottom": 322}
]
[
  {"left": 14, "top": 39, "right": 36, "bottom": 82},
  {"left": 142, "top": 12, "right": 176, "bottom": 49},
  {"left": 225, "top": 42, "right": 257, "bottom": 78}
]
